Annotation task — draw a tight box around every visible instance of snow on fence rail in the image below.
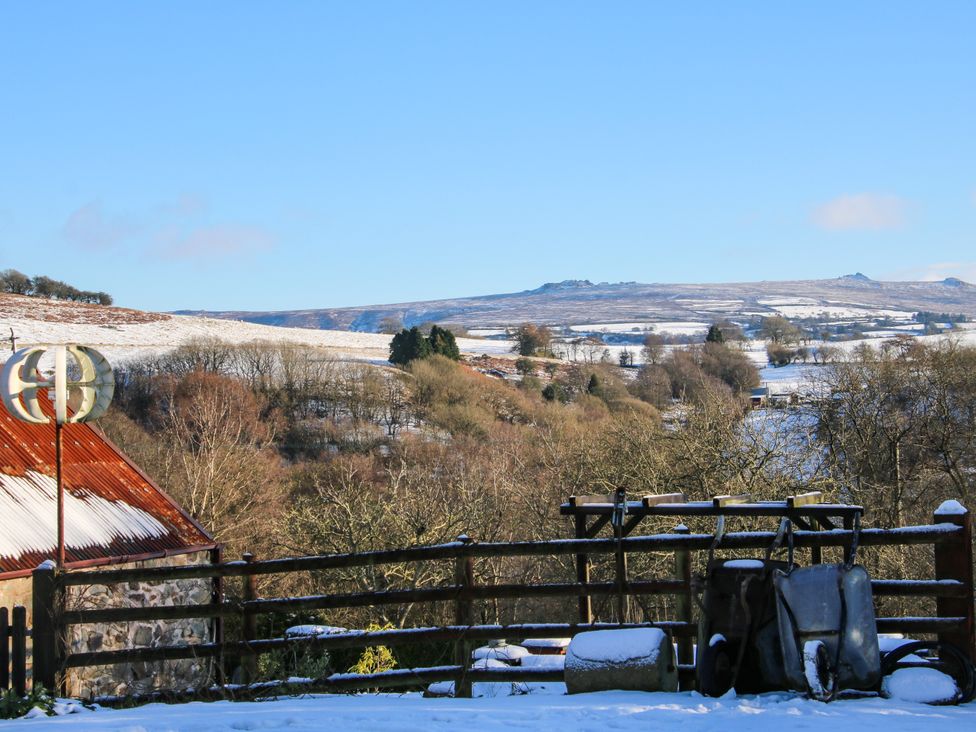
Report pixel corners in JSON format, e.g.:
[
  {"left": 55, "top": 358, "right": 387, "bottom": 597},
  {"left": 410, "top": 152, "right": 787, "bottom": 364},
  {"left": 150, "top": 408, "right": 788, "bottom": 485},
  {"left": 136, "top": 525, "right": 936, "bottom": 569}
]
[
  {"left": 28, "top": 504, "right": 975, "bottom": 701},
  {"left": 52, "top": 524, "right": 963, "bottom": 586}
]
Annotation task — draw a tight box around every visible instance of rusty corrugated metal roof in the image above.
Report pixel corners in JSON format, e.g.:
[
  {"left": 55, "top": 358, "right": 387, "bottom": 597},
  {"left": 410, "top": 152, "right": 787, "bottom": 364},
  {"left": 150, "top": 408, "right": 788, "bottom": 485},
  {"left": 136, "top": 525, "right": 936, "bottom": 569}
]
[{"left": 0, "top": 389, "right": 215, "bottom": 577}]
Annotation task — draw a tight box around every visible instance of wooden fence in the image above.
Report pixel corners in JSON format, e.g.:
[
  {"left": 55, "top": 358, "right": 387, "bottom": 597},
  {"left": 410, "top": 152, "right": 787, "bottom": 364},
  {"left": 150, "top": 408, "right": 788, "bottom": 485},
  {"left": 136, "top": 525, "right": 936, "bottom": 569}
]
[
  {"left": 28, "top": 503, "right": 975, "bottom": 701},
  {"left": 1, "top": 606, "right": 29, "bottom": 695}
]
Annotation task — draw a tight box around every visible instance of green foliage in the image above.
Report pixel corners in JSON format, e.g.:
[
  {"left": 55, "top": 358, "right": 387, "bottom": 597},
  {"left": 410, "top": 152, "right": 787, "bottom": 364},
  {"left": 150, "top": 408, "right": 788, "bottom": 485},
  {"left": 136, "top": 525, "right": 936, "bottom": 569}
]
[
  {"left": 705, "top": 325, "right": 725, "bottom": 343},
  {"left": 915, "top": 310, "right": 968, "bottom": 325},
  {"left": 515, "top": 357, "right": 535, "bottom": 375},
  {"left": 0, "top": 686, "right": 56, "bottom": 720},
  {"left": 347, "top": 623, "right": 398, "bottom": 675},
  {"left": 258, "top": 643, "right": 333, "bottom": 681},
  {"left": 389, "top": 327, "right": 432, "bottom": 365},
  {"left": 389, "top": 325, "right": 459, "bottom": 366},
  {"left": 542, "top": 382, "right": 568, "bottom": 402},
  {"left": 427, "top": 325, "right": 460, "bottom": 360},
  {"left": 510, "top": 324, "right": 552, "bottom": 357}
]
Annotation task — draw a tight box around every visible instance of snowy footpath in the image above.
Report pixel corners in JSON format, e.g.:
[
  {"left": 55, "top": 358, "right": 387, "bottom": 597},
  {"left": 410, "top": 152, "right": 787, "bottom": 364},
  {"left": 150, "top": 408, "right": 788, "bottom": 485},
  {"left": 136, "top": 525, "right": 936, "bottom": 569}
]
[{"left": 2, "top": 691, "right": 973, "bottom": 732}]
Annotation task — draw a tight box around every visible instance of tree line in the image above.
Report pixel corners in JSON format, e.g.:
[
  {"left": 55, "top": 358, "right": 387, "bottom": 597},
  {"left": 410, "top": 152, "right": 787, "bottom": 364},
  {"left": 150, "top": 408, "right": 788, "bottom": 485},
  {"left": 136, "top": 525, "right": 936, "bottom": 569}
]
[{"left": 0, "top": 269, "right": 113, "bottom": 305}]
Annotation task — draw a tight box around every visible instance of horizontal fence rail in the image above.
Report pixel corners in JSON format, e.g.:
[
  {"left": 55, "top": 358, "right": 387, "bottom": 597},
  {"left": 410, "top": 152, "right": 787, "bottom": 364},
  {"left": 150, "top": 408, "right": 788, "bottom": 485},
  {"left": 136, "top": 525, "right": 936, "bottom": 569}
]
[
  {"left": 64, "top": 621, "right": 696, "bottom": 668},
  {"left": 59, "top": 524, "right": 961, "bottom": 586},
  {"left": 62, "top": 616, "right": 970, "bottom": 670},
  {"left": 93, "top": 664, "right": 569, "bottom": 707},
  {"left": 62, "top": 579, "right": 690, "bottom": 625}
]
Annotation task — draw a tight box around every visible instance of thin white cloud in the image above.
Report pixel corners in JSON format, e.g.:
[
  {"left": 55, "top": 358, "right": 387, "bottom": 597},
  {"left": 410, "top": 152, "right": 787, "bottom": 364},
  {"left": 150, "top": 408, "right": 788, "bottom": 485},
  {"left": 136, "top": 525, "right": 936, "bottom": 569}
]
[
  {"left": 152, "top": 224, "right": 275, "bottom": 260},
  {"left": 61, "top": 196, "right": 275, "bottom": 261},
  {"left": 62, "top": 200, "right": 138, "bottom": 249},
  {"left": 811, "top": 193, "right": 910, "bottom": 231},
  {"left": 887, "top": 262, "right": 976, "bottom": 283},
  {"left": 157, "top": 193, "right": 209, "bottom": 218}
]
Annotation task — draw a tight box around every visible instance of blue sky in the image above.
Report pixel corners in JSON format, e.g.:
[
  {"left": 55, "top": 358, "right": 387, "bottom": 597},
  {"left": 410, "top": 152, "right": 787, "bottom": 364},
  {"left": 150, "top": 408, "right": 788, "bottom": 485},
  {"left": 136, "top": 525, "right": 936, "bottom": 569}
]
[{"left": 1, "top": 2, "right": 974, "bottom": 311}]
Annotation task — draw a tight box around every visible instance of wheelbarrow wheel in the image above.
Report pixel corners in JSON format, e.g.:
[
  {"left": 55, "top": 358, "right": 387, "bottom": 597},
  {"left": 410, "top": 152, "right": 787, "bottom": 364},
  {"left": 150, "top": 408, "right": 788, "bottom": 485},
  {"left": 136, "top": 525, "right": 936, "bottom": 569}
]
[
  {"left": 699, "top": 635, "right": 734, "bottom": 697},
  {"left": 802, "top": 640, "right": 836, "bottom": 701},
  {"left": 880, "top": 640, "right": 976, "bottom": 705}
]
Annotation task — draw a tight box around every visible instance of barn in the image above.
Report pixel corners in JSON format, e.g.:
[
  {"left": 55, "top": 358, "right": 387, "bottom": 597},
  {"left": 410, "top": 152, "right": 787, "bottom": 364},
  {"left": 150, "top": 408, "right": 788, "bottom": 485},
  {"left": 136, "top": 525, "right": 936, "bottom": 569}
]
[{"left": 0, "top": 395, "right": 219, "bottom": 697}]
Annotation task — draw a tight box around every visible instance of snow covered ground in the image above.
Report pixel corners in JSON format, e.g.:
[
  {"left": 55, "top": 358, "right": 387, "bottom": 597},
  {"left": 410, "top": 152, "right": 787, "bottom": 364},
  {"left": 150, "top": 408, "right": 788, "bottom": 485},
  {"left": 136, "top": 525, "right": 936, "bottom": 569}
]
[
  {"left": 6, "top": 690, "right": 972, "bottom": 731},
  {"left": 4, "top": 293, "right": 976, "bottom": 384},
  {"left": 0, "top": 294, "right": 515, "bottom": 366},
  {"left": 568, "top": 321, "right": 709, "bottom": 336}
]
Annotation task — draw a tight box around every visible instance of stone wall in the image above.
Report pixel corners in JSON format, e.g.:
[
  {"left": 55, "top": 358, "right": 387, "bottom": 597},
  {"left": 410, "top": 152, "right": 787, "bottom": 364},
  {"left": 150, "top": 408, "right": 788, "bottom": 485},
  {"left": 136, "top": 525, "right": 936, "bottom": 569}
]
[
  {"left": 64, "top": 551, "right": 215, "bottom": 699},
  {"left": 0, "top": 551, "right": 216, "bottom": 699},
  {"left": 0, "top": 576, "right": 32, "bottom": 617}
]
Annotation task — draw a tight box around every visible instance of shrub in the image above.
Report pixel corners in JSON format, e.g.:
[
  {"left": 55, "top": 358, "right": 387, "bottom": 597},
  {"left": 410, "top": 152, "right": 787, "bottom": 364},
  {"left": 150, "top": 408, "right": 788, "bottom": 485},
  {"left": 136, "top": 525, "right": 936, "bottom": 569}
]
[{"left": 0, "top": 686, "right": 56, "bottom": 720}]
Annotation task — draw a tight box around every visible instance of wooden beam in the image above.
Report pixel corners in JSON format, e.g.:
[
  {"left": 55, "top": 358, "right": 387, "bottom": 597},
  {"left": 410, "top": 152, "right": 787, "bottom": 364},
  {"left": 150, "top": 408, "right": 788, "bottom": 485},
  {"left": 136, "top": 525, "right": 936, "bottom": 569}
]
[
  {"left": 642, "top": 493, "right": 685, "bottom": 507},
  {"left": 787, "top": 491, "right": 823, "bottom": 509},
  {"left": 621, "top": 515, "right": 645, "bottom": 537},
  {"left": 791, "top": 516, "right": 814, "bottom": 531},
  {"left": 10, "top": 606, "right": 27, "bottom": 696},
  {"left": 712, "top": 494, "right": 750, "bottom": 508},
  {"left": 60, "top": 523, "right": 960, "bottom": 590},
  {"left": 815, "top": 515, "right": 837, "bottom": 530},
  {"left": 871, "top": 579, "right": 968, "bottom": 597},
  {"left": 574, "top": 513, "right": 592, "bottom": 623},
  {"left": 569, "top": 493, "right": 615, "bottom": 506},
  {"left": 933, "top": 505, "right": 974, "bottom": 661},
  {"left": 94, "top": 665, "right": 569, "bottom": 707},
  {"left": 31, "top": 564, "right": 59, "bottom": 694},
  {"left": 584, "top": 515, "right": 611, "bottom": 538},
  {"left": 0, "top": 607, "right": 8, "bottom": 692},
  {"left": 453, "top": 536, "right": 475, "bottom": 698},
  {"left": 67, "top": 621, "right": 699, "bottom": 669}
]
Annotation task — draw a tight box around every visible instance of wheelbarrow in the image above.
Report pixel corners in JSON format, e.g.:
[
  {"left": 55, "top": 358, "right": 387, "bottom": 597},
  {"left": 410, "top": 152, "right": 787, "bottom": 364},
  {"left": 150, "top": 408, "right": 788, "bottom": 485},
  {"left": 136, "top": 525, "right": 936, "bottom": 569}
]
[{"left": 698, "top": 515, "right": 882, "bottom": 699}]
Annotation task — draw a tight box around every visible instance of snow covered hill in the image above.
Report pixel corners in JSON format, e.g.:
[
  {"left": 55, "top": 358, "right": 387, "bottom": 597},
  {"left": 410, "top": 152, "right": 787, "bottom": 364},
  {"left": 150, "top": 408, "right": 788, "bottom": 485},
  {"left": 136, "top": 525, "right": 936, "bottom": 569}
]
[
  {"left": 175, "top": 275, "right": 976, "bottom": 332},
  {"left": 0, "top": 294, "right": 514, "bottom": 366}
]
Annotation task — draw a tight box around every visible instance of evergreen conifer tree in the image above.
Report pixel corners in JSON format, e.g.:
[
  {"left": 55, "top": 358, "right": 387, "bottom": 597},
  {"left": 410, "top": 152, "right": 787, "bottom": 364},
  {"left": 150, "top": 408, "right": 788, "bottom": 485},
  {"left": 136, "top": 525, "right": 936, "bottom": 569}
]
[
  {"left": 428, "top": 325, "right": 460, "bottom": 360},
  {"left": 389, "top": 326, "right": 433, "bottom": 365}
]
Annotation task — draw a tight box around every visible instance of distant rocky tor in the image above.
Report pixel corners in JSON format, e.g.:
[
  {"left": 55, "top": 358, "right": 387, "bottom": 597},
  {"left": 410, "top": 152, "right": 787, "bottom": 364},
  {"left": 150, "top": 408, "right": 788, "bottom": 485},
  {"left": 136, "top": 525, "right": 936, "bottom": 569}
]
[{"left": 173, "top": 275, "right": 976, "bottom": 332}]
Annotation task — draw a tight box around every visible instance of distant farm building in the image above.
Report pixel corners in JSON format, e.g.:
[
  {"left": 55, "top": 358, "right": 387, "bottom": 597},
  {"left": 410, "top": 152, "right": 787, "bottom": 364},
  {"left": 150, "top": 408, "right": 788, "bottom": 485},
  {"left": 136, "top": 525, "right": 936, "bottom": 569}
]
[{"left": 750, "top": 384, "right": 799, "bottom": 408}]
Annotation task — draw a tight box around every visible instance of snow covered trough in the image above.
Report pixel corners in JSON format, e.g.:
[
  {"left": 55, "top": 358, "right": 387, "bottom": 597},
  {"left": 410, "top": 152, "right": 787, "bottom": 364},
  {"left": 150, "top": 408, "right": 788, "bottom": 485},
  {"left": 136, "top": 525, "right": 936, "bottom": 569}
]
[{"left": 565, "top": 628, "right": 678, "bottom": 694}]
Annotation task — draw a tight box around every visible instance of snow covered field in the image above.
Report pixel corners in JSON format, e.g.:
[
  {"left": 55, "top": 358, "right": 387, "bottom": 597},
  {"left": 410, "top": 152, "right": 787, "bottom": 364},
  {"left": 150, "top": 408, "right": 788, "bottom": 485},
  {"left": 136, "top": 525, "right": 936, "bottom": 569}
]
[
  {"left": 568, "top": 321, "right": 709, "bottom": 336},
  {"left": 0, "top": 296, "right": 515, "bottom": 366},
  {"left": 4, "top": 294, "right": 976, "bottom": 387},
  {"left": 6, "top": 690, "right": 972, "bottom": 731}
]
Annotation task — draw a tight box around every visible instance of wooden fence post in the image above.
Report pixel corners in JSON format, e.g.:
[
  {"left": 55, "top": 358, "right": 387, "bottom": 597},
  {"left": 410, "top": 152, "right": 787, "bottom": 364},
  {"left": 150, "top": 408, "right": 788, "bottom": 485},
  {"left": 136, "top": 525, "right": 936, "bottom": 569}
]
[
  {"left": 453, "top": 535, "right": 475, "bottom": 699},
  {"left": 209, "top": 546, "right": 225, "bottom": 686},
  {"left": 10, "top": 606, "right": 27, "bottom": 696},
  {"left": 933, "top": 502, "right": 974, "bottom": 661},
  {"left": 1, "top": 606, "right": 8, "bottom": 691},
  {"left": 31, "top": 563, "right": 63, "bottom": 694},
  {"left": 673, "top": 525, "right": 694, "bottom": 666},
  {"left": 241, "top": 553, "right": 258, "bottom": 683},
  {"left": 574, "top": 514, "right": 593, "bottom": 624}
]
